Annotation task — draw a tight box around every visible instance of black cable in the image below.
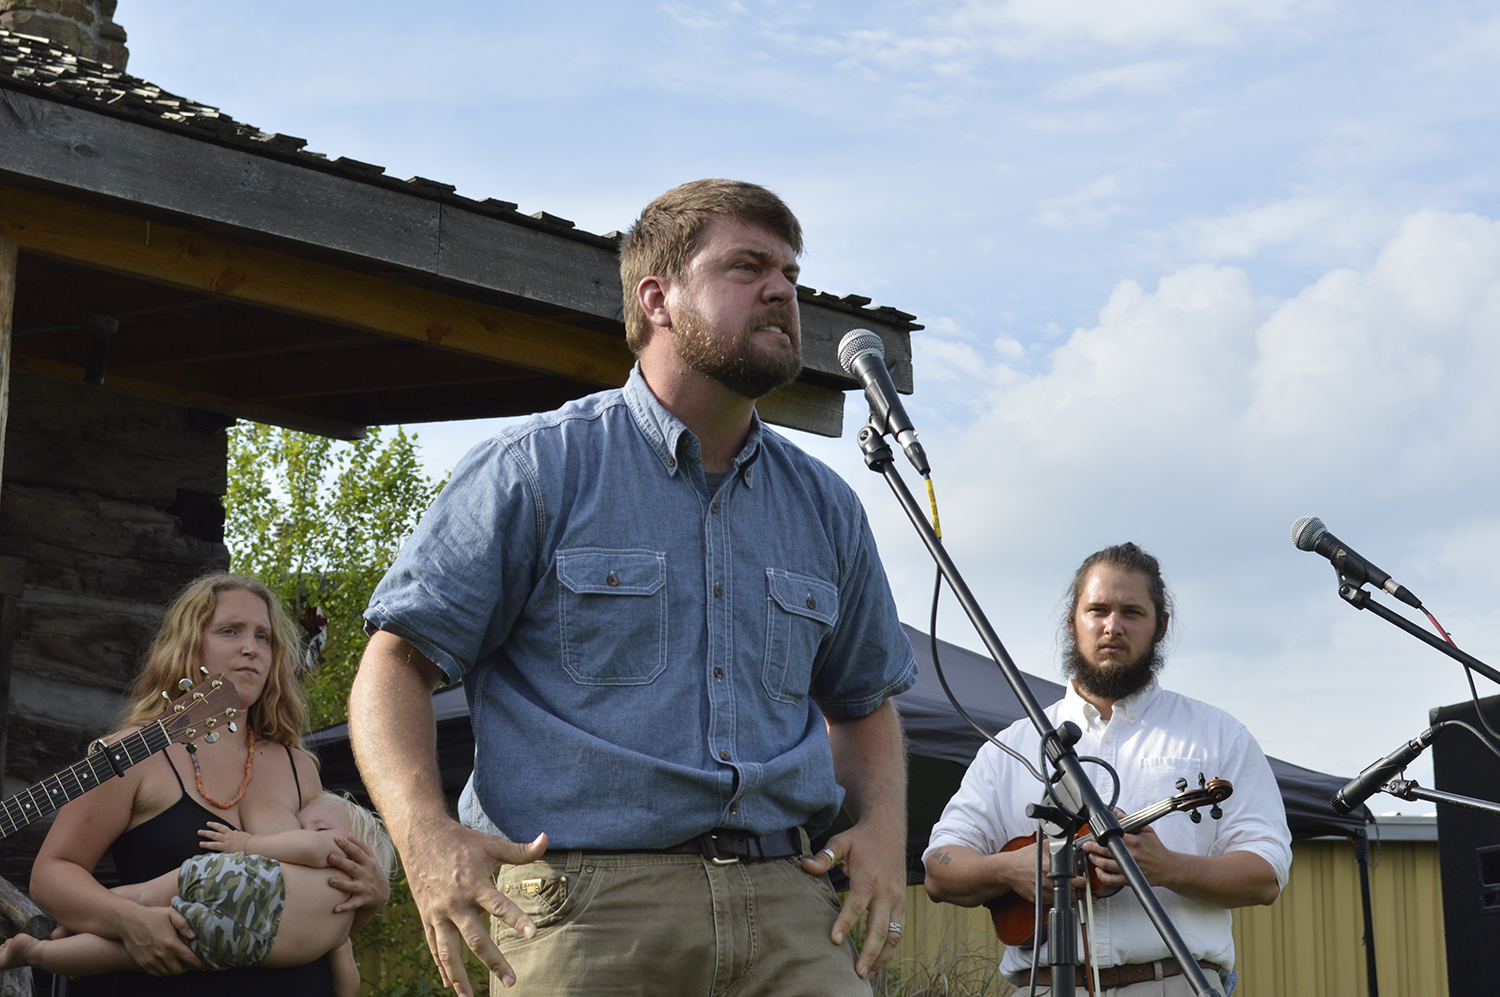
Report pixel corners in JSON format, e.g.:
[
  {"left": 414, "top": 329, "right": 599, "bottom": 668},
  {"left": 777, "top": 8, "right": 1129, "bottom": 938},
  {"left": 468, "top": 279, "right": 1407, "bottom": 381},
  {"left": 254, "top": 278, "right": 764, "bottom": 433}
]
[
  {"left": 928, "top": 566, "right": 1046, "bottom": 784},
  {"left": 1438, "top": 718, "right": 1500, "bottom": 766},
  {"left": 1460, "top": 666, "right": 1500, "bottom": 746}
]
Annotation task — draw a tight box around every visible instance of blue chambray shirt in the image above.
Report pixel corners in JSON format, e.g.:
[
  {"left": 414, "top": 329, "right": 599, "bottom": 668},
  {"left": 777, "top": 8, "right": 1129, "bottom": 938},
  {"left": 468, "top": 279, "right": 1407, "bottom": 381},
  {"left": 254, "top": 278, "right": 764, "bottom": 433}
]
[{"left": 365, "top": 367, "right": 916, "bottom": 850}]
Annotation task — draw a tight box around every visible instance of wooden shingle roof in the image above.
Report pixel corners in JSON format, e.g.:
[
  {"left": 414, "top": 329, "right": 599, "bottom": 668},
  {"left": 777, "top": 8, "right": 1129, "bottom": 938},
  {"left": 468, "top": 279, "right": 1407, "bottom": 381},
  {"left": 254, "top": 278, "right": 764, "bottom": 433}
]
[{"left": 0, "top": 28, "right": 918, "bottom": 439}]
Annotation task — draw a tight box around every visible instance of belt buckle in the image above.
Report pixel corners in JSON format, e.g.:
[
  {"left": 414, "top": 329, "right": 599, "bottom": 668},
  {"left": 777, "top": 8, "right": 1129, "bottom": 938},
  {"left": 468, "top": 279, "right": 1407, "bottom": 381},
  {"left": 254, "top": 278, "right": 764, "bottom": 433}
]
[{"left": 704, "top": 832, "right": 740, "bottom": 865}]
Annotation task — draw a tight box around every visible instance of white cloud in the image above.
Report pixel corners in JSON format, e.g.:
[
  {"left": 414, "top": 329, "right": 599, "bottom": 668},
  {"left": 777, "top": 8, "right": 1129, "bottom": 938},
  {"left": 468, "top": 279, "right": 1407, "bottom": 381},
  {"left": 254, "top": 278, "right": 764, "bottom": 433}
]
[
  {"left": 943, "top": 0, "right": 1335, "bottom": 56},
  {"left": 870, "top": 208, "right": 1500, "bottom": 783},
  {"left": 1045, "top": 58, "right": 1199, "bottom": 101},
  {"left": 1036, "top": 175, "right": 1127, "bottom": 229},
  {"left": 1168, "top": 194, "right": 1400, "bottom": 265}
]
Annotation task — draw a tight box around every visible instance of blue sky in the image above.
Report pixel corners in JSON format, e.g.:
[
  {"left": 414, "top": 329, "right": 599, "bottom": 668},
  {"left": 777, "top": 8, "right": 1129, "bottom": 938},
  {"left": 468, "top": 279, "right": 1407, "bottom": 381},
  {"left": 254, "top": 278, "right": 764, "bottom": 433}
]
[{"left": 120, "top": 0, "right": 1500, "bottom": 811}]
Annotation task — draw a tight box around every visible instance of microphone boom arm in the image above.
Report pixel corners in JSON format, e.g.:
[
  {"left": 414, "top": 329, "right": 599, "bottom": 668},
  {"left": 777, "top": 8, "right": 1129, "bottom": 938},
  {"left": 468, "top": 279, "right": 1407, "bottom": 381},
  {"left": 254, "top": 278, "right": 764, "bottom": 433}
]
[{"left": 1336, "top": 581, "right": 1500, "bottom": 685}]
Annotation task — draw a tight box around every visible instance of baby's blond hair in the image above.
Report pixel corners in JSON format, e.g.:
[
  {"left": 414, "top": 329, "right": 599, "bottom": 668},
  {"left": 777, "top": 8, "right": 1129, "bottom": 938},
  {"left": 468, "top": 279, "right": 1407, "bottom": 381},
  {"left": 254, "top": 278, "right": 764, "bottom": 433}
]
[{"left": 309, "top": 790, "right": 398, "bottom": 884}]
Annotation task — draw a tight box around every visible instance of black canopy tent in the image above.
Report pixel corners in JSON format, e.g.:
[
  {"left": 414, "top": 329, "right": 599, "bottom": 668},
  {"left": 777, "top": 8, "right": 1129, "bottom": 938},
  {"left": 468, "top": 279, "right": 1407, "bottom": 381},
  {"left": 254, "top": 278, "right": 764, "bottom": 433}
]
[{"left": 309, "top": 621, "right": 1371, "bottom": 858}]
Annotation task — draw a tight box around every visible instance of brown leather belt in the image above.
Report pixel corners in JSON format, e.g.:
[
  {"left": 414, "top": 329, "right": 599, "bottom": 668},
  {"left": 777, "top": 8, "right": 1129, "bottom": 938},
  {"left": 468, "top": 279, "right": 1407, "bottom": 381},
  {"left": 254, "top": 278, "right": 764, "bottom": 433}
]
[{"left": 1018, "top": 958, "right": 1221, "bottom": 990}]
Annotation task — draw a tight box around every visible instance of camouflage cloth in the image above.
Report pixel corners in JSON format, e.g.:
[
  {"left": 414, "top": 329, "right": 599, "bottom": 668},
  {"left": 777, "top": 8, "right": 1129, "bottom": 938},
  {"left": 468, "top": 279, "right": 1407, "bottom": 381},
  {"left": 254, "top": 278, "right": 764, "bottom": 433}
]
[{"left": 171, "top": 851, "right": 286, "bottom": 970}]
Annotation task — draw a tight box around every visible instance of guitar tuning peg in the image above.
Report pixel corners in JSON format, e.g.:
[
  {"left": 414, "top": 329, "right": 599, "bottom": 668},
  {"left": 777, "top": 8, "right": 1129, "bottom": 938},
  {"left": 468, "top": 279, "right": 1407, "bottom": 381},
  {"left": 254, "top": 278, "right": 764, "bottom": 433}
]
[
  {"left": 227, "top": 721, "right": 238, "bottom": 733},
  {"left": 205, "top": 718, "right": 217, "bottom": 728},
  {"left": 161, "top": 691, "right": 171, "bottom": 703},
  {"left": 225, "top": 708, "right": 238, "bottom": 718},
  {"left": 1190, "top": 810, "right": 1203, "bottom": 824},
  {"left": 192, "top": 692, "right": 205, "bottom": 702},
  {"left": 199, "top": 666, "right": 208, "bottom": 676},
  {"left": 173, "top": 704, "right": 186, "bottom": 714},
  {"left": 184, "top": 740, "right": 197, "bottom": 754},
  {"left": 178, "top": 678, "right": 193, "bottom": 691},
  {"left": 1175, "top": 778, "right": 1187, "bottom": 792},
  {"left": 1211, "top": 804, "right": 1223, "bottom": 820},
  {"left": 205, "top": 731, "right": 220, "bottom": 744},
  {"left": 211, "top": 679, "right": 223, "bottom": 689}
]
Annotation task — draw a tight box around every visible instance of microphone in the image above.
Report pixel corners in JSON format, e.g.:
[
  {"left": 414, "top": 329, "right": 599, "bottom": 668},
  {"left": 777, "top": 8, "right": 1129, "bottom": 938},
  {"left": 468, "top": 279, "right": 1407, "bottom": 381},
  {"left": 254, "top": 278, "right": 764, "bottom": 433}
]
[
  {"left": 838, "top": 330, "right": 930, "bottom": 475},
  {"left": 1290, "top": 516, "right": 1422, "bottom": 609},
  {"left": 1331, "top": 725, "right": 1446, "bottom": 816}
]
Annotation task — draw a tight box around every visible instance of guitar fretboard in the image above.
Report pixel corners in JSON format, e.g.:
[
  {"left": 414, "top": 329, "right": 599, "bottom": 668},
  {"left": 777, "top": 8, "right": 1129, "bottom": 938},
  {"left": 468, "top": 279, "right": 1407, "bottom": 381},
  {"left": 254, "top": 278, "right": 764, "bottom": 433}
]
[{"left": 0, "top": 720, "right": 170, "bottom": 838}]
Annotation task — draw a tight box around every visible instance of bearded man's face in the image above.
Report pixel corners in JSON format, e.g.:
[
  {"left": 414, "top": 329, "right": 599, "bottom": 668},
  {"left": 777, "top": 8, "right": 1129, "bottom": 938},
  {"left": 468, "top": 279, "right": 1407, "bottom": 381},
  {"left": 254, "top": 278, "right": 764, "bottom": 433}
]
[{"left": 1064, "top": 564, "right": 1166, "bottom": 701}]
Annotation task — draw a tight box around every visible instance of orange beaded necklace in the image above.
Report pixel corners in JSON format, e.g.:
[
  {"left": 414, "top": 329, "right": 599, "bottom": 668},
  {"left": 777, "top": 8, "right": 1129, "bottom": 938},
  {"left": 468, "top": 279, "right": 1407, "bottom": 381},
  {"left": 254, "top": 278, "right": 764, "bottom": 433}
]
[{"left": 191, "top": 727, "right": 255, "bottom": 810}]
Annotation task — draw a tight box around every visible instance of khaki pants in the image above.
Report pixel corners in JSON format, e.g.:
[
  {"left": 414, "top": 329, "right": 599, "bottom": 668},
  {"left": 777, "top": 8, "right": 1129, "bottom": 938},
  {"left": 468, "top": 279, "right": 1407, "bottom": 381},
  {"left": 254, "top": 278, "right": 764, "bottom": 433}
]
[{"left": 492, "top": 849, "right": 870, "bottom": 996}]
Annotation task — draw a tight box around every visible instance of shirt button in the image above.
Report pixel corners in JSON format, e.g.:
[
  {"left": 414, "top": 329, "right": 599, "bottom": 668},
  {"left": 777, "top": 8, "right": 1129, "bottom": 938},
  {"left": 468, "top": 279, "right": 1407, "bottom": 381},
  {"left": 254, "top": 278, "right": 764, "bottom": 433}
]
[
  {"left": 666, "top": 456, "right": 676, "bottom": 468},
  {"left": 729, "top": 801, "right": 740, "bottom": 812},
  {"left": 805, "top": 596, "right": 816, "bottom": 610},
  {"left": 714, "top": 583, "right": 722, "bottom": 598},
  {"left": 714, "top": 667, "right": 724, "bottom": 679},
  {"left": 607, "top": 573, "right": 619, "bottom": 587},
  {"left": 719, "top": 749, "right": 731, "bottom": 761},
  {"left": 711, "top": 502, "right": 719, "bottom": 514}
]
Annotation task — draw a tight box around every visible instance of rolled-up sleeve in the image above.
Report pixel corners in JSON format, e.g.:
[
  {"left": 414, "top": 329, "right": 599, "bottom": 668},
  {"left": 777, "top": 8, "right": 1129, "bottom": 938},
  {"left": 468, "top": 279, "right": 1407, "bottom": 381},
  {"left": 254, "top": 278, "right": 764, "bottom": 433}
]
[{"left": 364, "top": 436, "right": 540, "bottom": 684}]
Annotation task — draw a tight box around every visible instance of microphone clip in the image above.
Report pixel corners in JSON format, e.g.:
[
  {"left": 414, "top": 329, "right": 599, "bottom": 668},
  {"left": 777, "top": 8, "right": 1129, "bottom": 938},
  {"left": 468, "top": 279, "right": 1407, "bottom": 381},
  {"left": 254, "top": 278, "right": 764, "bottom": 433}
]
[
  {"left": 1337, "top": 578, "right": 1371, "bottom": 609},
  {"left": 857, "top": 413, "right": 896, "bottom": 471}
]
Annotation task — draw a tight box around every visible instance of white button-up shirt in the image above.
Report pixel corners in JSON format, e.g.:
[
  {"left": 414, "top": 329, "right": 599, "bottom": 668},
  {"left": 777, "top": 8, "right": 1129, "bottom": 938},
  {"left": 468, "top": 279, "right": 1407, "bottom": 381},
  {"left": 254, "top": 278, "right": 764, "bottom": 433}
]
[{"left": 925, "top": 678, "right": 1292, "bottom": 981}]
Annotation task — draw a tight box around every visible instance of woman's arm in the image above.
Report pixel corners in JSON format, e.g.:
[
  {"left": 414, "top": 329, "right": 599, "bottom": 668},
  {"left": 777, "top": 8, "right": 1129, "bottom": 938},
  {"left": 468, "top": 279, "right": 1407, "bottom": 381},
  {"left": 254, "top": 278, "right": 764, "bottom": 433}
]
[{"left": 30, "top": 745, "right": 202, "bottom": 975}]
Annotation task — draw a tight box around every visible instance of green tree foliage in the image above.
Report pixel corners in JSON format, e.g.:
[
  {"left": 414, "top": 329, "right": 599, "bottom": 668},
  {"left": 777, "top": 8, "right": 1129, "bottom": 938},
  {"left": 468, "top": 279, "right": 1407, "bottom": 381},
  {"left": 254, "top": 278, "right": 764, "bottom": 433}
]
[{"left": 224, "top": 422, "right": 445, "bottom": 730}]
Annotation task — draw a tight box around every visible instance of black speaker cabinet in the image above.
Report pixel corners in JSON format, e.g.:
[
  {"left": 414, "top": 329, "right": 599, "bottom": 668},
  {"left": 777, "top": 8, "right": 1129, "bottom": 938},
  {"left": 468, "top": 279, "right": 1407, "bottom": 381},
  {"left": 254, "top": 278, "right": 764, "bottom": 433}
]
[{"left": 1429, "top": 694, "right": 1500, "bottom": 995}]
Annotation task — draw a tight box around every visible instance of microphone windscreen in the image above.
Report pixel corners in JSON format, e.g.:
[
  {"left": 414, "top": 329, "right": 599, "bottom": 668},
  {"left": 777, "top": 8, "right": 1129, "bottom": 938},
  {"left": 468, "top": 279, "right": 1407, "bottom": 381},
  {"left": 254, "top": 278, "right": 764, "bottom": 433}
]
[
  {"left": 1291, "top": 515, "right": 1326, "bottom": 551},
  {"left": 838, "top": 329, "right": 884, "bottom": 374}
]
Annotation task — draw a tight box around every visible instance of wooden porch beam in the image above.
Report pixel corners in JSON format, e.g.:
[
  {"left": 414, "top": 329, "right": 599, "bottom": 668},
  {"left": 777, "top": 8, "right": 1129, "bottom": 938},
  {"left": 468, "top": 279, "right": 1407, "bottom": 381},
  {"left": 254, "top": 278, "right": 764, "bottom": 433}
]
[
  {"left": 12, "top": 354, "right": 369, "bottom": 441},
  {"left": 0, "top": 185, "right": 847, "bottom": 437}
]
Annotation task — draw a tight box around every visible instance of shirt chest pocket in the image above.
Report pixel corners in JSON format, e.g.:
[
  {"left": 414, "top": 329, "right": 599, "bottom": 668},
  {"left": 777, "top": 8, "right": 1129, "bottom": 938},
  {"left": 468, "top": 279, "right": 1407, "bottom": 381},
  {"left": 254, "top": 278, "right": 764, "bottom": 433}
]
[
  {"left": 556, "top": 548, "right": 668, "bottom": 686},
  {"left": 762, "top": 569, "right": 839, "bottom": 704}
]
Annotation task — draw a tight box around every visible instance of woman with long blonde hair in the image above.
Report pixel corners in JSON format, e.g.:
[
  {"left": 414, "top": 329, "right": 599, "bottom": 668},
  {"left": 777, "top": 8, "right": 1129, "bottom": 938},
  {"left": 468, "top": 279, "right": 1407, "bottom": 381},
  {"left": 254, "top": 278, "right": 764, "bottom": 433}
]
[{"left": 31, "top": 573, "right": 389, "bottom": 996}]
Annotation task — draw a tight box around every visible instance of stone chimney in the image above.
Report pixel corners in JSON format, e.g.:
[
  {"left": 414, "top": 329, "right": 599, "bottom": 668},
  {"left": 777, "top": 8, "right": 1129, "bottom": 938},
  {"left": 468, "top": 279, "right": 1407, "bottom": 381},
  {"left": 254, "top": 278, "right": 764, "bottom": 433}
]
[{"left": 0, "top": 0, "right": 129, "bottom": 68}]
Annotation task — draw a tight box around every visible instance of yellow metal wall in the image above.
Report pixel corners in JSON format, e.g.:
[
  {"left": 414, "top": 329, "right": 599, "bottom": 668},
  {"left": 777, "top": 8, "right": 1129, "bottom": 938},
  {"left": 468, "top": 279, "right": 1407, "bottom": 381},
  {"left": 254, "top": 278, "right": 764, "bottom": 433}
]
[{"left": 890, "top": 837, "right": 1444, "bottom": 997}]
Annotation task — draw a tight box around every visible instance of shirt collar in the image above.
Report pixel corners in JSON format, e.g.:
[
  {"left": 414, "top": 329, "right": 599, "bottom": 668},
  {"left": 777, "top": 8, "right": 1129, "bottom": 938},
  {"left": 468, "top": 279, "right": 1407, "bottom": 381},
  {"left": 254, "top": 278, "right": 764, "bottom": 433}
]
[
  {"left": 1066, "top": 676, "right": 1162, "bottom": 728},
  {"left": 622, "top": 364, "right": 764, "bottom": 480}
]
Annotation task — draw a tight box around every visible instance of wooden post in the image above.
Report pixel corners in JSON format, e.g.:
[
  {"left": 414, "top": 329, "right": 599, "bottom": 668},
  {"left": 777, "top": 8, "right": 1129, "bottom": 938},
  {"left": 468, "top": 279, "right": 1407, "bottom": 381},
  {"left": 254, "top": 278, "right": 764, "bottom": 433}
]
[
  {"left": 0, "top": 236, "right": 15, "bottom": 792},
  {"left": 0, "top": 234, "right": 13, "bottom": 501}
]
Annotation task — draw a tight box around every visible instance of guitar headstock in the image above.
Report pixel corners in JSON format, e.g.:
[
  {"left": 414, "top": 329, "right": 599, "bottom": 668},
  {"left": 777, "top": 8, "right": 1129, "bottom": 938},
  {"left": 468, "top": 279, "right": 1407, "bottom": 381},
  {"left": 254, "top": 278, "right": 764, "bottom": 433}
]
[
  {"left": 158, "top": 670, "right": 244, "bottom": 747},
  {"left": 1169, "top": 774, "right": 1234, "bottom": 823}
]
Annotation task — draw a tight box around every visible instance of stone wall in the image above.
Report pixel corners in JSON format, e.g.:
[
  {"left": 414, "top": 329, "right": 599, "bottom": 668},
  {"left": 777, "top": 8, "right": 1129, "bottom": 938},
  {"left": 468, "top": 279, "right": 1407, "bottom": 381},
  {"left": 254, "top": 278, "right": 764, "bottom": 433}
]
[
  {"left": 0, "top": 0, "right": 127, "bottom": 68},
  {"left": 0, "top": 371, "right": 228, "bottom": 886}
]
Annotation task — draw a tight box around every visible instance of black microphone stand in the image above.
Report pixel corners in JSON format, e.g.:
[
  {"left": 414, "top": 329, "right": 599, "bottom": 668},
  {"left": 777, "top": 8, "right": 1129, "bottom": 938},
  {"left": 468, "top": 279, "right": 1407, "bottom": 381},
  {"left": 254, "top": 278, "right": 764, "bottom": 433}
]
[
  {"left": 1334, "top": 576, "right": 1500, "bottom": 821},
  {"left": 1383, "top": 778, "right": 1500, "bottom": 818},
  {"left": 855, "top": 418, "right": 1223, "bottom": 997},
  {"left": 1335, "top": 579, "right": 1500, "bottom": 684}
]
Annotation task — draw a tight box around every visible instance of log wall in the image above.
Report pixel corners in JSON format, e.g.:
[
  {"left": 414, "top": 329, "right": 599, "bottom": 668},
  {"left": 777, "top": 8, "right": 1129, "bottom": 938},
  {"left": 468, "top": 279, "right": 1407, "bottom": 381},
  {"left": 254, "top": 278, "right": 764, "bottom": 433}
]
[{"left": 0, "top": 370, "right": 229, "bottom": 887}]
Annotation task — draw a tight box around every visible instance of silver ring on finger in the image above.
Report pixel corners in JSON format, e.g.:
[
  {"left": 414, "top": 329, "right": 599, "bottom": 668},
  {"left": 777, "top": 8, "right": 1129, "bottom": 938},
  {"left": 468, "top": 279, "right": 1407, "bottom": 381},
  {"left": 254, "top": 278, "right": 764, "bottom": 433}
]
[
  {"left": 888, "top": 921, "right": 904, "bottom": 936},
  {"left": 820, "top": 847, "right": 836, "bottom": 863}
]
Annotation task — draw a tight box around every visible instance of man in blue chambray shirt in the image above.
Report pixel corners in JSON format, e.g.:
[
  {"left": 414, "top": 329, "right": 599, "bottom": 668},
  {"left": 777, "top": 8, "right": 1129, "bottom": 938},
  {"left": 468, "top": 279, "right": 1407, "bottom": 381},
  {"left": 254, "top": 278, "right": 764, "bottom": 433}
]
[{"left": 349, "top": 180, "right": 916, "bottom": 997}]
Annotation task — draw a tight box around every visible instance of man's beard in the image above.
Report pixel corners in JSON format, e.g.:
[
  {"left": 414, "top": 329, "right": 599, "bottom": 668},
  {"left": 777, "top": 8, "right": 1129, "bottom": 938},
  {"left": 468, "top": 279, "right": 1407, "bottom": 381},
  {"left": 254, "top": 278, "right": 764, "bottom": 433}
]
[
  {"left": 672, "top": 303, "right": 802, "bottom": 400},
  {"left": 1062, "top": 633, "right": 1164, "bottom": 702}
]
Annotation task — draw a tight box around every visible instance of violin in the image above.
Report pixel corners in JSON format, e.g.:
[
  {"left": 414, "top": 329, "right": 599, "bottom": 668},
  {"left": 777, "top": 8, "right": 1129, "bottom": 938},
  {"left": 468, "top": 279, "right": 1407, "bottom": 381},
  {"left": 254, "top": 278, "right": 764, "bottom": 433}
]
[{"left": 984, "top": 775, "right": 1233, "bottom": 946}]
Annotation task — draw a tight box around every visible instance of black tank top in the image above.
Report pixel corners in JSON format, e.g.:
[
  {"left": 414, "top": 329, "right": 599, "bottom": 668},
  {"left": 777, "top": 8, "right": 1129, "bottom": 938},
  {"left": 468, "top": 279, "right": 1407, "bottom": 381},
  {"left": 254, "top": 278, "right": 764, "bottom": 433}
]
[{"left": 72, "top": 745, "right": 335, "bottom": 997}]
